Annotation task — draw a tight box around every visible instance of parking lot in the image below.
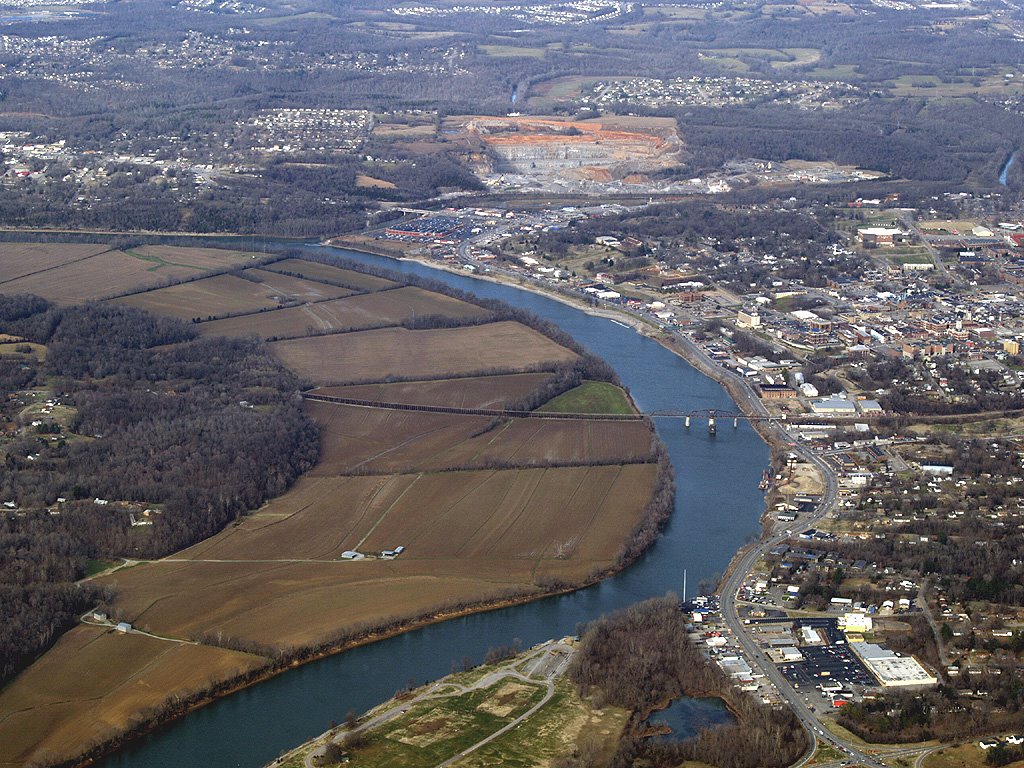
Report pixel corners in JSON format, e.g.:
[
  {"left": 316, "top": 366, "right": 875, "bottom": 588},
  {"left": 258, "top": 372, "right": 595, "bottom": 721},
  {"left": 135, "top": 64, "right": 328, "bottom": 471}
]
[{"left": 780, "top": 643, "right": 876, "bottom": 692}]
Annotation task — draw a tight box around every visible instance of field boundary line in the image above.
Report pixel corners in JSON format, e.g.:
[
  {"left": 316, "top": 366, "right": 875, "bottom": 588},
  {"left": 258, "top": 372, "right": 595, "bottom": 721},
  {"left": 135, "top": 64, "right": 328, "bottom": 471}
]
[
  {"left": 301, "top": 392, "right": 644, "bottom": 421},
  {"left": 0, "top": 246, "right": 115, "bottom": 287}
]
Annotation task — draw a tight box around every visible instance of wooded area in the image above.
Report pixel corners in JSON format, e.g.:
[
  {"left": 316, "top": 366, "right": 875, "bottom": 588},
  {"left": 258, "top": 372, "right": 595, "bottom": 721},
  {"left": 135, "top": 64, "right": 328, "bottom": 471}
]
[
  {"left": 570, "top": 596, "right": 808, "bottom": 768},
  {"left": 0, "top": 296, "right": 319, "bottom": 685}
]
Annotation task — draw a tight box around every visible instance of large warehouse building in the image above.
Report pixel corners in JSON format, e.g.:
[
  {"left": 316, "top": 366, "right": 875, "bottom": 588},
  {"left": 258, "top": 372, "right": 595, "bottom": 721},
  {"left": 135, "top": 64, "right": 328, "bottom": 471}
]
[{"left": 851, "top": 642, "right": 938, "bottom": 688}]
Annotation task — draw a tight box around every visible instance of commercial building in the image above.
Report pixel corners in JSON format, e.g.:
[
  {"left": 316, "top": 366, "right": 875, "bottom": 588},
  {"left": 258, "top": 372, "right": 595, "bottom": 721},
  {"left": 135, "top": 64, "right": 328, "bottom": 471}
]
[{"left": 851, "top": 642, "right": 937, "bottom": 688}]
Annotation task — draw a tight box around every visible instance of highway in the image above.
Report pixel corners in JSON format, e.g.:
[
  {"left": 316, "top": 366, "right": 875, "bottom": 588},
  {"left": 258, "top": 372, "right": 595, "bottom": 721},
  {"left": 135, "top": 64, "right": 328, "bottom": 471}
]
[{"left": 410, "top": 234, "right": 950, "bottom": 768}]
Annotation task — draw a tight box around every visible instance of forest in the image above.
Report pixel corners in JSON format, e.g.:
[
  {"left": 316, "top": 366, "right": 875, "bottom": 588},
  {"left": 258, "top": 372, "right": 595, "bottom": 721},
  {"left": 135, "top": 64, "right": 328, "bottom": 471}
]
[
  {"left": 568, "top": 596, "right": 808, "bottom": 768},
  {"left": 0, "top": 296, "right": 320, "bottom": 685}
]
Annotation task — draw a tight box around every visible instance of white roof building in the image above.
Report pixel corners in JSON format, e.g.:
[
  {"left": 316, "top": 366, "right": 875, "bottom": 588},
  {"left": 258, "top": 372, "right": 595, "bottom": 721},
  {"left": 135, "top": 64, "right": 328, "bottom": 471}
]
[{"left": 851, "top": 642, "right": 937, "bottom": 688}]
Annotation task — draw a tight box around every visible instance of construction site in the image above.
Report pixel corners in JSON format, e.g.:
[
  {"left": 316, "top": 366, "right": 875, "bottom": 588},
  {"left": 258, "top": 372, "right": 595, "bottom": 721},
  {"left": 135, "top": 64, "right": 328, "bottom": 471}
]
[{"left": 451, "top": 115, "right": 697, "bottom": 195}]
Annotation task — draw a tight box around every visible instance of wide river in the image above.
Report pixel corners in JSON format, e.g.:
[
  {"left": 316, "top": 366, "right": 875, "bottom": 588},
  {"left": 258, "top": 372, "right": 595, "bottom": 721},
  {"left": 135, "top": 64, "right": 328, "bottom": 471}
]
[{"left": 97, "top": 243, "right": 770, "bottom": 768}]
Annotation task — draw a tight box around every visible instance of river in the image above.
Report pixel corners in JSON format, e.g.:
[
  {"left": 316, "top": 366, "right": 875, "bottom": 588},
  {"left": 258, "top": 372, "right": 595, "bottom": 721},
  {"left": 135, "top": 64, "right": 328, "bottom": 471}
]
[{"left": 96, "top": 243, "right": 770, "bottom": 768}]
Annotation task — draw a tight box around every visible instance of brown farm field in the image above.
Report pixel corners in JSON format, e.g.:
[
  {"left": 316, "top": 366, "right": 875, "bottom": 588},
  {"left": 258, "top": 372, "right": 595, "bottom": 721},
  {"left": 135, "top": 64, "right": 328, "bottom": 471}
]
[
  {"left": 0, "top": 250, "right": 245, "bottom": 304},
  {"left": 0, "top": 242, "right": 112, "bottom": 284},
  {"left": 0, "top": 244, "right": 258, "bottom": 304},
  {"left": 246, "top": 268, "right": 355, "bottom": 302},
  {"left": 114, "top": 273, "right": 287, "bottom": 320},
  {"left": 97, "top": 463, "right": 657, "bottom": 647},
  {"left": 303, "top": 400, "right": 655, "bottom": 474},
  {"left": 3, "top": 249, "right": 664, "bottom": 768},
  {"left": 313, "top": 372, "right": 554, "bottom": 408},
  {"left": 0, "top": 625, "right": 267, "bottom": 768},
  {"left": 271, "top": 321, "right": 578, "bottom": 384},
  {"left": 262, "top": 258, "right": 399, "bottom": 292},
  {"left": 197, "top": 285, "right": 489, "bottom": 339}
]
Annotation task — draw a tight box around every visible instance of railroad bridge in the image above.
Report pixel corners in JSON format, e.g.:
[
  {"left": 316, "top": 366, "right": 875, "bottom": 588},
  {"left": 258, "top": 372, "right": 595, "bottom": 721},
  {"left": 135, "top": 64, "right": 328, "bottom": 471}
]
[{"left": 302, "top": 393, "right": 782, "bottom": 435}]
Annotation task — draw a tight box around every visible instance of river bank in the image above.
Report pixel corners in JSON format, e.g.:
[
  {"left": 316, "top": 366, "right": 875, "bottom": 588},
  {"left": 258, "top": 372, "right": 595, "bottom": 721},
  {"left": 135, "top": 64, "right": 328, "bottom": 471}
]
[
  {"left": 325, "top": 239, "right": 795, "bottom": 594},
  {"left": 328, "top": 236, "right": 790, "bottom": 497},
  {"left": 76, "top": 236, "right": 767, "bottom": 768}
]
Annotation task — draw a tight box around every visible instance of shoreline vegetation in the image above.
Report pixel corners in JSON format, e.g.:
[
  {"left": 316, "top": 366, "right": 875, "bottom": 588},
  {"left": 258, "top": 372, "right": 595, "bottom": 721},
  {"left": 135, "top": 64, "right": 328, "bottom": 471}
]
[{"left": 0, "top": 243, "right": 673, "bottom": 768}]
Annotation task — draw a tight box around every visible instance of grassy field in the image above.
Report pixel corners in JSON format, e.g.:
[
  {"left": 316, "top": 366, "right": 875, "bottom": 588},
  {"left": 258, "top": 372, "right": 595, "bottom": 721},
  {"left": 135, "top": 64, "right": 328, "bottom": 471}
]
[
  {"left": 262, "top": 258, "right": 399, "bottom": 292},
  {"left": 279, "top": 650, "right": 629, "bottom": 768},
  {"left": 479, "top": 44, "right": 545, "bottom": 58},
  {"left": 0, "top": 625, "right": 267, "bottom": 768},
  {"left": 922, "top": 743, "right": 998, "bottom": 768},
  {"left": 198, "top": 286, "right": 489, "bottom": 339},
  {"left": 270, "top": 321, "right": 578, "bottom": 384},
  {"left": 247, "top": 268, "right": 355, "bottom": 302},
  {"left": 314, "top": 372, "right": 555, "bottom": 409},
  {"left": 536, "top": 381, "right": 636, "bottom": 415}
]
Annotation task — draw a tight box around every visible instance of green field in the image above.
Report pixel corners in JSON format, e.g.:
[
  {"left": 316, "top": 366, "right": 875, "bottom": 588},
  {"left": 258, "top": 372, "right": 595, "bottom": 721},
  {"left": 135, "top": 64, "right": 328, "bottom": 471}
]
[
  {"left": 479, "top": 44, "right": 545, "bottom": 58},
  {"left": 537, "top": 381, "right": 636, "bottom": 415}
]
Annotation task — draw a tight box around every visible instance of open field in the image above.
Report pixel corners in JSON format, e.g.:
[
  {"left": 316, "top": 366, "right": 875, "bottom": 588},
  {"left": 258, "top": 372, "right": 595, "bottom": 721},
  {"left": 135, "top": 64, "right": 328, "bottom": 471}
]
[
  {"left": 197, "top": 286, "right": 489, "bottom": 339},
  {"left": 278, "top": 646, "right": 629, "bottom": 768},
  {"left": 479, "top": 44, "right": 545, "bottom": 58},
  {"left": 262, "top": 258, "right": 399, "bottom": 292},
  {"left": 304, "top": 401, "right": 654, "bottom": 474},
  {"left": 98, "top": 462, "right": 656, "bottom": 646},
  {"left": 0, "top": 625, "right": 267, "bottom": 768},
  {"left": 1, "top": 250, "right": 227, "bottom": 304},
  {"left": 536, "top": 381, "right": 636, "bottom": 415},
  {"left": 922, "top": 743, "right": 995, "bottom": 768},
  {"left": 114, "top": 272, "right": 287, "bottom": 320},
  {"left": 246, "top": 268, "right": 355, "bottom": 302},
  {"left": 0, "top": 242, "right": 111, "bottom": 283},
  {"left": 271, "top": 321, "right": 578, "bottom": 384},
  {"left": 0, "top": 244, "right": 258, "bottom": 303},
  {"left": 128, "top": 245, "right": 262, "bottom": 271},
  {"left": 454, "top": 676, "right": 629, "bottom": 768},
  {"left": 180, "top": 464, "right": 658, "bottom": 567},
  {"left": 314, "top": 373, "right": 554, "bottom": 409},
  {"left": 4, "top": 251, "right": 662, "bottom": 767}
]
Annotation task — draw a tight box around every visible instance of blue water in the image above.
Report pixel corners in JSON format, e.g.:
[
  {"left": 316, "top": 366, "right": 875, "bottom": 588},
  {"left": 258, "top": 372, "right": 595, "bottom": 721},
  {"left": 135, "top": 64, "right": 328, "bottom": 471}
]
[
  {"left": 96, "top": 244, "right": 770, "bottom": 768},
  {"left": 646, "top": 697, "right": 734, "bottom": 742}
]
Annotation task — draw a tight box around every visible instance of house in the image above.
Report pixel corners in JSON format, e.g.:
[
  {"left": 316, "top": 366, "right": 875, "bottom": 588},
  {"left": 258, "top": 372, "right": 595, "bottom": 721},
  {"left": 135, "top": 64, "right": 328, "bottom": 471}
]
[{"left": 116, "top": 622, "right": 132, "bottom": 634}]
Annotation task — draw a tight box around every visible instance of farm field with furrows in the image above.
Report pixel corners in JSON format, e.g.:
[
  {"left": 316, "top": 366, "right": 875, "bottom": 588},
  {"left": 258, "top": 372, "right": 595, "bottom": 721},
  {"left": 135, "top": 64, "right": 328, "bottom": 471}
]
[
  {"left": 314, "top": 372, "right": 555, "bottom": 409},
  {"left": 0, "top": 625, "right": 268, "bottom": 768},
  {"left": 0, "top": 242, "right": 112, "bottom": 283},
  {"left": 262, "top": 257, "right": 400, "bottom": 292},
  {"left": 95, "top": 464, "right": 656, "bottom": 645},
  {"left": 271, "top": 321, "right": 579, "bottom": 384},
  {"left": 303, "top": 400, "right": 655, "bottom": 474},
  {"left": 197, "top": 285, "right": 489, "bottom": 339},
  {"left": 0, "top": 246, "right": 662, "bottom": 768},
  {"left": 0, "top": 243, "right": 256, "bottom": 303},
  {"left": 114, "top": 272, "right": 312, "bottom": 320}
]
